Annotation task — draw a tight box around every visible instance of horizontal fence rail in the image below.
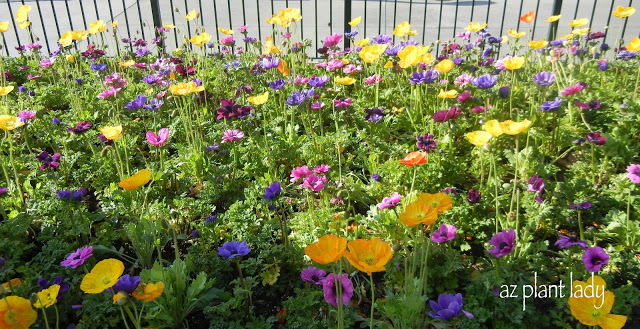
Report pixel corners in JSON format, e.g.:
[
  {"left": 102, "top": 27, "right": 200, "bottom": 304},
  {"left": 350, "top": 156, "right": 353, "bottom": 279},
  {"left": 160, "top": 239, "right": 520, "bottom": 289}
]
[{"left": 0, "top": 0, "right": 638, "bottom": 58}]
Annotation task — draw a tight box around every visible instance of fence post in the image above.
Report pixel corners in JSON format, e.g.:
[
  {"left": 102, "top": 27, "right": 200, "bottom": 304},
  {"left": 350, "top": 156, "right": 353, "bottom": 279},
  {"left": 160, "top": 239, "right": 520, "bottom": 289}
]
[
  {"left": 547, "top": 0, "right": 563, "bottom": 41},
  {"left": 344, "top": 0, "right": 352, "bottom": 49},
  {"left": 150, "top": 0, "right": 164, "bottom": 49}
]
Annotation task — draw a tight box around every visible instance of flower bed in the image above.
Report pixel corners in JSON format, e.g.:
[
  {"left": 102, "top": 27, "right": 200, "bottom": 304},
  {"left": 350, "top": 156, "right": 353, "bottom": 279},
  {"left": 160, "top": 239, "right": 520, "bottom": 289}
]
[{"left": 1, "top": 5, "right": 640, "bottom": 329}]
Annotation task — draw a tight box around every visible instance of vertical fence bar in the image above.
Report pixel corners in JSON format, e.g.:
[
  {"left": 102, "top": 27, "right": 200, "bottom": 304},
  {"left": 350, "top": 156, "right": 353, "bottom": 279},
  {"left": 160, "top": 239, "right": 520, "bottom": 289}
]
[
  {"left": 547, "top": 0, "right": 562, "bottom": 41},
  {"left": 531, "top": 0, "right": 541, "bottom": 39},
  {"left": 34, "top": 0, "right": 51, "bottom": 54},
  {"left": 499, "top": 0, "right": 508, "bottom": 37},
  {"left": 7, "top": 0, "right": 23, "bottom": 49},
  {"left": 227, "top": 0, "right": 233, "bottom": 29},
  {"left": 344, "top": 0, "right": 352, "bottom": 49},
  {"left": 314, "top": 0, "right": 318, "bottom": 56},
  {"left": 471, "top": 0, "right": 476, "bottom": 21},
  {"left": 409, "top": 0, "right": 413, "bottom": 23},
  {"left": 364, "top": 0, "right": 368, "bottom": 38},
  {"left": 392, "top": 0, "right": 398, "bottom": 43},
  {"left": 136, "top": 0, "right": 146, "bottom": 39},
  {"left": 436, "top": 0, "right": 444, "bottom": 56},
  {"left": 588, "top": 0, "right": 598, "bottom": 32},
  {"left": 183, "top": 0, "right": 192, "bottom": 39},
  {"left": 330, "top": 0, "right": 333, "bottom": 35},
  {"left": 121, "top": 0, "right": 131, "bottom": 39},
  {"left": 378, "top": 0, "right": 382, "bottom": 36},
  {"left": 573, "top": 0, "right": 580, "bottom": 19},
  {"left": 421, "top": 0, "right": 428, "bottom": 45},
  {"left": 49, "top": 0, "right": 62, "bottom": 42},
  {"left": 212, "top": 0, "right": 221, "bottom": 47},
  {"left": 107, "top": 0, "right": 120, "bottom": 55},
  {"left": 603, "top": 0, "right": 615, "bottom": 45},
  {"left": 299, "top": 0, "right": 303, "bottom": 42},
  {"left": 93, "top": 0, "right": 100, "bottom": 19},
  {"left": 453, "top": 0, "right": 460, "bottom": 40},
  {"left": 485, "top": 0, "right": 491, "bottom": 24},
  {"left": 169, "top": 0, "right": 179, "bottom": 48},
  {"left": 240, "top": 0, "right": 246, "bottom": 26},
  {"left": 621, "top": 0, "right": 633, "bottom": 42},
  {"left": 150, "top": 0, "right": 163, "bottom": 50},
  {"left": 270, "top": 0, "right": 275, "bottom": 40},
  {"left": 79, "top": 0, "right": 89, "bottom": 30},
  {"left": 515, "top": 0, "right": 525, "bottom": 32},
  {"left": 63, "top": 0, "right": 79, "bottom": 50},
  {"left": 199, "top": 0, "right": 205, "bottom": 26}
]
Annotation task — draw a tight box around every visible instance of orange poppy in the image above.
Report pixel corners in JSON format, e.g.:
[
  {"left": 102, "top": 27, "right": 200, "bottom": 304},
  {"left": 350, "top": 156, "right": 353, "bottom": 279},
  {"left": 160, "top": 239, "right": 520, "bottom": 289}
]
[
  {"left": 132, "top": 281, "right": 164, "bottom": 302},
  {"left": 343, "top": 238, "right": 393, "bottom": 276},
  {"left": 398, "top": 199, "right": 438, "bottom": 227},
  {"left": 399, "top": 152, "right": 426, "bottom": 167},
  {"left": 520, "top": 11, "right": 535, "bottom": 23},
  {"left": 304, "top": 234, "right": 347, "bottom": 264},
  {"left": 417, "top": 193, "right": 453, "bottom": 214}
]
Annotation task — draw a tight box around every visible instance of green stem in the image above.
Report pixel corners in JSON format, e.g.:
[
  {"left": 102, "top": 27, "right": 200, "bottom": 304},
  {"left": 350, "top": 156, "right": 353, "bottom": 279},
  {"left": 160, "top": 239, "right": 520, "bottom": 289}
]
[
  {"left": 492, "top": 151, "right": 500, "bottom": 234},
  {"left": 54, "top": 305, "right": 60, "bottom": 329},
  {"left": 7, "top": 132, "right": 23, "bottom": 204},
  {"left": 578, "top": 211, "right": 585, "bottom": 242},
  {"left": 369, "top": 275, "right": 375, "bottom": 329}
]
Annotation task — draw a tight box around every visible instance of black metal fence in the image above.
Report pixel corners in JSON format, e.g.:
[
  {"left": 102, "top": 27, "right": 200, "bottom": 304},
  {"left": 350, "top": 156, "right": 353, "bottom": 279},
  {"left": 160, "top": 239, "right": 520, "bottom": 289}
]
[{"left": 0, "top": 0, "right": 638, "bottom": 57}]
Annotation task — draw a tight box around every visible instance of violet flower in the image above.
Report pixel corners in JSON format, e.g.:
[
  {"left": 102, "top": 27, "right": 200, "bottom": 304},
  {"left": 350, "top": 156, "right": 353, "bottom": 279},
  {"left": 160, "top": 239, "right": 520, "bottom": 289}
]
[
  {"left": 532, "top": 72, "right": 556, "bottom": 87},
  {"left": 585, "top": 132, "right": 606, "bottom": 146},
  {"left": 582, "top": 246, "right": 609, "bottom": 272},
  {"left": 60, "top": 246, "right": 93, "bottom": 268},
  {"left": 431, "top": 224, "right": 456, "bottom": 243},
  {"left": 555, "top": 235, "right": 587, "bottom": 250},
  {"left": 627, "top": 164, "right": 640, "bottom": 184},
  {"left": 263, "top": 182, "right": 281, "bottom": 201},
  {"left": 569, "top": 201, "right": 592, "bottom": 210},
  {"left": 466, "top": 189, "right": 481, "bottom": 204},
  {"left": 36, "top": 152, "right": 61, "bottom": 170},
  {"left": 416, "top": 134, "right": 438, "bottom": 153},
  {"left": 488, "top": 228, "right": 515, "bottom": 258},
  {"left": 300, "top": 267, "right": 327, "bottom": 285},
  {"left": 538, "top": 97, "right": 563, "bottom": 112},
  {"left": 377, "top": 192, "right": 401, "bottom": 210},
  {"left": 323, "top": 273, "right": 353, "bottom": 308},
  {"left": 218, "top": 240, "right": 251, "bottom": 259},
  {"left": 364, "top": 107, "right": 385, "bottom": 122},
  {"left": 124, "top": 95, "right": 147, "bottom": 110},
  {"left": 429, "top": 293, "right": 474, "bottom": 320},
  {"left": 111, "top": 275, "right": 141, "bottom": 294},
  {"left": 433, "top": 107, "right": 462, "bottom": 123},
  {"left": 472, "top": 74, "right": 498, "bottom": 89}
]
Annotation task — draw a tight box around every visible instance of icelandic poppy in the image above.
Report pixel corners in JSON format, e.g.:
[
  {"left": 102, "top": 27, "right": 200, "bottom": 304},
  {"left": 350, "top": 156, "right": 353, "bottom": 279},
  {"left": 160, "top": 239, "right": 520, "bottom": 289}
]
[
  {"left": 504, "top": 57, "right": 525, "bottom": 70},
  {"left": 499, "top": 119, "right": 532, "bottom": 135},
  {"left": 247, "top": 91, "right": 269, "bottom": 105},
  {"left": 218, "top": 27, "right": 234, "bottom": 34},
  {"left": 33, "top": 285, "right": 60, "bottom": 308},
  {"left": 184, "top": 9, "right": 199, "bottom": 21},
  {"left": 118, "top": 169, "right": 152, "bottom": 190},
  {"left": 100, "top": 125, "right": 123, "bottom": 140},
  {"left": 358, "top": 44, "right": 388, "bottom": 63},
  {"left": 627, "top": 37, "right": 640, "bottom": 52},
  {"left": 0, "top": 115, "right": 24, "bottom": 131},
  {"left": 612, "top": 6, "right": 635, "bottom": 18},
  {"left": 80, "top": 259, "right": 124, "bottom": 294},
  {"left": 465, "top": 22, "right": 487, "bottom": 32},
  {"left": 435, "top": 59, "right": 455, "bottom": 73},
  {"left": 15, "top": 5, "right": 31, "bottom": 23},
  {"left": 438, "top": 89, "right": 458, "bottom": 99},
  {"left": 304, "top": 234, "right": 347, "bottom": 265},
  {"left": 348, "top": 16, "right": 361, "bottom": 26},
  {"left": 568, "top": 275, "right": 627, "bottom": 329},
  {"left": 132, "top": 281, "right": 165, "bottom": 302},
  {"left": 547, "top": 15, "right": 562, "bottom": 22},
  {"left": 520, "top": 11, "right": 535, "bottom": 24},
  {"left": 0, "top": 21, "right": 9, "bottom": 33},
  {"left": 393, "top": 21, "right": 415, "bottom": 37},
  {"left": 528, "top": 40, "right": 549, "bottom": 49},
  {"left": 277, "top": 59, "right": 290, "bottom": 76},
  {"left": 399, "top": 151, "right": 426, "bottom": 167},
  {"left": 398, "top": 45, "right": 429, "bottom": 68},
  {"left": 190, "top": 33, "right": 211, "bottom": 47},
  {"left": 398, "top": 199, "right": 438, "bottom": 227},
  {"left": 169, "top": 81, "right": 204, "bottom": 95},
  {"left": 0, "top": 296, "right": 38, "bottom": 328},
  {"left": 467, "top": 130, "right": 493, "bottom": 146},
  {"left": 417, "top": 193, "right": 453, "bottom": 214},
  {"left": 483, "top": 120, "right": 503, "bottom": 137},
  {"left": 569, "top": 18, "right": 588, "bottom": 27},
  {"left": 507, "top": 30, "right": 526, "bottom": 38},
  {"left": 343, "top": 238, "right": 393, "bottom": 276},
  {"left": 88, "top": 20, "right": 106, "bottom": 34},
  {"left": 0, "top": 86, "right": 14, "bottom": 97},
  {"left": 335, "top": 76, "right": 356, "bottom": 85}
]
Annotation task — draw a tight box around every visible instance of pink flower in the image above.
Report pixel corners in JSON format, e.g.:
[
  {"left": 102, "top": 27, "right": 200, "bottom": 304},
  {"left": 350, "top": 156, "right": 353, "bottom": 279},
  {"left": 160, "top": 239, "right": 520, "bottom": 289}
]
[
  {"left": 27, "top": 75, "right": 41, "bottom": 80},
  {"left": 560, "top": 83, "right": 586, "bottom": 97},
  {"left": 221, "top": 35, "right": 235, "bottom": 45},
  {"left": 343, "top": 64, "right": 363, "bottom": 74},
  {"left": 238, "top": 25, "right": 249, "bottom": 33},
  {"left": 323, "top": 33, "right": 343, "bottom": 48},
  {"left": 431, "top": 224, "right": 456, "bottom": 243},
  {"left": 313, "top": 164, "right": 330, "bottom": 174},
  {"left": 146, "top": 128, "right": 169, "bottom": 146},
  {"left": 60, "top": 246, "right": 93, "bottom": 268},
  {"left": 471, "top": 106, "right": 486, "bottom": 114},
  {"left": 282, "top": 32, "right": 292, "bottom": 39},
  {"left": 323, "top": 273, "right": 353, "bottom": 308},
  {"left": 39, "top": 58, "right": 55, "bottom": 68},
  {"left": 377, "top": 192, "right": 401, "bottom": 210},
  {"left": 326, "top": 59, "right": 344, "bottom": 71},
  {"left": 221, "top": 129, "right": 244, "bottom": 142},
  {"left": 494, "top": 55, "right": 511, "bottom": 70},
  {"left": 290, "top": 165, "right": 313, "bottom": 183},
  {"left": 627, "top": 164, "right": 640, "bottom": 184},
  {"left": 18, "top": 111, "right": 36, "bottom": 121},
  {"left": 301, "top": 175, "right": 327, "bottom": 192},
  {"left": 104, "top": 72, "right": 127, "bottom": 89},
  {"left": 97, "top": 87, "right": 118, "bottom": 99},
  {"left": 454, "top": 74, "right": 473, "bottom": 86},
  {"left": 364, "top": 74, "right": 382, "bottom": 84}
]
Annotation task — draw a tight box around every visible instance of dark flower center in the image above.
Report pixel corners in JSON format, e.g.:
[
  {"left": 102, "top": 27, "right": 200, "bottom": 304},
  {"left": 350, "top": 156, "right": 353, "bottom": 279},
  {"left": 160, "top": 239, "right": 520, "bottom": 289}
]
[
  {"left": 311, "top": 275, "right": 319, "bottom": 282},
  {"left": 569, "top": 236, "right": 578, "bottom": 242},
  {"left": 499, "top": 242, "right": 508, "bottom": 250},
  {"left": 591, "top": 257, "right": 601, "bottom": 265}
]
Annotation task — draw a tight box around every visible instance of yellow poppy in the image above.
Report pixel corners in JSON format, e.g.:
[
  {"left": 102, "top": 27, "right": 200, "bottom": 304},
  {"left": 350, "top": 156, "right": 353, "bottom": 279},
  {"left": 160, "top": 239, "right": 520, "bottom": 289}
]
[
  {"left": 111, "top": 21, "right": 118, "bottom": 28},
  {"left": 247, "top": 91, "right": 269, "bottom": 105},
  {"left": 119, "top": 60, "right": 135, "bottom": 67},
  {"left": 612, "top": 6, "right": 635, "bottom": 18},
  {"left": 467, "top": 130, "right": 493, "bottom": 146},
  {"left": 100, "top": 125, "right": 123, "bottom": 140},
  {"left": 398, "top": 199, "right": 438, "bottom": 227},
  {"left": 438, "top": 89, "right": 458, "bottom": 99},
  {"left": 572, "top": 28, "right": 590, "bottom": 36},
  {"left": 569, "top": 18, "right": 588, "bottom": 27},
  {"left": 163, "top": 23, "right": 176, "bottom": 29},
  {"left": 132, "top": 281, "right": 165, "bottom": 302},
  {"left": 417, "top": 193, "right": 453, "bottom": 214},
  {"left": 504, "top": 57, "right": 525, "bottom": 70},
  {"left": 0, "top": 115, "right": 24, "bottom": 131},
  {"left": 355, "top": 38, "right": 369, "bottom": 47},
  {"left": 383, "top": 60, "right": 393, "bottom": 69},
  {"left": 557, "top": 33, "right": 574, "bottom": 40},
  {"left": 118, "top": 169, "right": 152, "bottom": 191},
  {"left": 185, "top": 9, "right": 199, "bottom": 21},
  {"left": 547, "top": 15, "right": 562, "bottom": 23},
  {"left": 627, "top": 37, "right": 640, "bottom": 52},
  {"left": 18, "top": 21, "right": 30, "bottom": 29},
  {"left": 335, "top": 76, "right": 356, "bottom": 85},
  {"left": 113, "top": 291, "right": 127, "bottom": 304},
  {"left": 71, "top": 30, "right": 88, "bottom": 41},
  {"left": 0, "top": 86, "right": 14, "bottom": 97},
  {"left": 262, "top": 36, "right": 281, "bottom": 55},
  {"left": 15, "top": 5, "right": 31, "bottom": 23},
  {"left": 66, "top": 55, "right": 75, "bottom": 63},
  {"left": 34, "top": 285, "right": 60, "bottom": 309},
  {"left": 304, "top": 234, "right": 347, "bottom": 264},
  {"left": 483, "top": 120, "right": 503, "bottom": 137},
  {"left": 568, "top": 275, "right": 627, "bottom": 329},
  {"left": 169, "top": 81, "right": 205, "bottom": 95},
  {"left": 422, "top": 53, "right": 435, "bottom": 64},
  {"left": 343, "top": 238, "right": 393, "bottom": 276},
  {"left": 58, "top": 31, "right": 73, "bottom": 47},
  {"left": 0, "top": 21, "right": 9, "bottom": 33},
  {"left": 358, "top": 44, "right": 387, "bottom": 63},
  {"left": 507, "top": 30, "right": 526, "bottom": 38},
  {"left": 89, "top": 20, "right": 106, "bottom": 34},
  {"left": 466, "top": 22, "right": 487, "bottom": 32},
  {"left": 393, "top": 21, "right": 412, "bottom": 37},
  {"left": 398, "top": 45, "right": 429, "bottom": 68},
  {"left": 499, "top": 119, "right": 532, "bottom": 135},
  {"left": 0, "top": 296, "right": 38, "bottom": 329},
  {"left": 80, "top": 259, "right": 124, "bottom": 294},
  {"left": 348, "top": 16, "right": 361, "bottom": 26},
  {"left": 528, "top": 40, "right": 549, "bottom": 49},
  {"left": 435, "top": 59, "right": 455, "bottom": 73},
  {"left": 218, "top": 27, "right": 234, "bottom": 35},
  {"left": 1, "top": 278, "right": 22, "bottom": 292},
  {"left": 189, "top": 32, "right": 211, "bottom": 47}
]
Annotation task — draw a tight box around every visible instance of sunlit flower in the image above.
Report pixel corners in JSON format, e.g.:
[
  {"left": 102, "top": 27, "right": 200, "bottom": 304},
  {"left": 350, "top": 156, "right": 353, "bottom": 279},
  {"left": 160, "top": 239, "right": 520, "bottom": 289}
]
[
  {"left": 507, "top": 30, "right": 526, "bottom": 38},
  {"left": 190, "top": 32, "right": 211, "bottom": 47},
  {"left": 504, "top": 57, "right": 525, "bottom": 70},
  {"left": 0, "top": 296, "right": 37, "bottom": 329},
  {"left": 417, "top": 193, "right": 452, "bottom": 214},
  {"left": 184, "top": 9, "right": 199, "bottom": 21},
  {"left": 0, "top": 115, "right": 24, "bottom": 131},
  {"left": 547, "top": 15, "right": 562, "bottom": 22},
  {"left": 169, "top": 81, "right": 205, "bottom": 95},
  {"left": 132, "top": 281, "right": 165, "bottom": 302},
  {"left": 399, "top": 151, "right": 426, "bottom": 167},
  {"left": 438, "top": 89, "right": 458, "bottom": 99},
  {"left": 568, "top": 275, "right": 627, "bottom": 329},
  {"left": 466, "top": 22, "right": 487, "bottom": 32},
  {"left": 431, "top": 224, "right": 456, "bottom": 243},
  {"left": 218, "top": 26, "right": 234, "bottom": 34},
  {"left": 499, "top": 119, "right": 531, "bottom": 135},
  {"left": 435, "top": 59, "right": 455, "bottom": 73},
  {"left": 304, "top": 234, "right": 347, "bottom": 265},
  {"left": 0, "top": 21, "right": 9, "bottom": 33},
  {"left": 377, "top": 192, "right": 401, "bottom": 210},
  {"left": 89, "top": 20, "right": 106, "bottom": 34},
  {"left": 520, "top": 11, "right": 535, "bottom": 23},
  {"left": 348, "top": 16, "right": 361, "bottom": 26},
  {"left": 467, "top": 130, "right": 493, "bottom": 146},
  {"left": 398, "top": 199, "right": 438, "bottom": 227},
  {"left": 118, "top": 169, "right": 152, "bottom": 190},
  {"left": 335, "top": 76, "right": 356, "bottom": 85},
  {"left": 80, "top": 259, "right": 124, "bottom": 294},
  {"left": 627, "top": 164, "right": 640, "bottom": 184},
  {"left": 488, "top": 228, "right": 515, "bottom": 258},
  {"left": 528, "top": 40, "right": 549, "bottom": 49},
  {"left": 626, "top": 37, "right": 640, "bottom": 52},
  {"left": 358, "top": 44, "right": 387, "bottom": 63},
  {"left": 343, "top": 238, "right": 393, "bottom": 275},
  {"left": 393, "top": 21, "right": 415, "bottom": 37},
  {"left": 100, "top": 125, "right": 122, "bottom": 140},
  {"left": 569, "top": 18, "right": 588, "bottom": 27},
  {"left": 146, "top": 128, "right": 169, "bottom": 146},
  {"left": 612, "top": 6, "right": 635, "bottom": 18},
  {"left": 34, "top": 285, "right": 60, "bottom": 308},
  {"left": 0, "top": 86, "right": 14, "bottom": 97},
  {"left": 247, "top": 91, "right": 269, "bottom": 105},
  {"left": 582, "top": 246, "right": 609, "bottom": 272}
]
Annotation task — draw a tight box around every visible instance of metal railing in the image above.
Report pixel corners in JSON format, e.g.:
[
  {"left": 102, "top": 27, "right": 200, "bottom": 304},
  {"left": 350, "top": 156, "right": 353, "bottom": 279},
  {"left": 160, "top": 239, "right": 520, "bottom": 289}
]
[{"left": 0, "top": 0, "right": 638, "bottom": 57}]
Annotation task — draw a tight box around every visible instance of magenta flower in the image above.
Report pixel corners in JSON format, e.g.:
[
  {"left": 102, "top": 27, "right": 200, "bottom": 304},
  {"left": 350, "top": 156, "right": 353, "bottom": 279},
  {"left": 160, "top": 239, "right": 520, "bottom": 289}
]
[
  {"left": 67, "top": 121, "right": 92, "bottom": 133},
  {"left": 323, "top": 33, "right": 343, "bottom": 48},
  {"left": 146, "top": 128, "right": 169, "bottom": 146},
  {"left": 60, "top": 246, "right": 93, "bottom": 268},
  {"left": 323, "top": 273, "right": 353, "bottom": 308},
  {"left": 290, "top": 165, "right": 313, "bottom": 183},
  {"left": 221, "top": 129, "right": 244, "bottom": 143},
  {"left": 431, "top": 224, "right": 456, "bottom": 243},
  {"left": 582, "top": 246, "right": 609, "bottom": 272},
  {"left": 364, "top": 74, "right": 382, "bottom": 84},
  {"left": 377, "top": 192, "right": 401, "bottom": 210},
  {"left": 301, "top": 175, "right": 327, "bottom": 192},
  {"left": 560, "top": 82, "right": 586, "bottom": 97},
  {"left": 626, "top": 164, "right": 640, "bottom": 184},
  {"left": 19, "top": 111, "right": 36, "bottom": 121},
  {"left": 433, "top": 107, "right": 462, "bottom": 123},
  {"left": 488, "top": 228, "right": 515, "bottom": 258},
  {"left": 300, "top": 267, "right": 327, "bottom": 285},
  {"left": 313, "top": 164, "right": 330, "bottom": 174},
  {"left": 97, "top": 87, "right": 118, "bottom": 99}
]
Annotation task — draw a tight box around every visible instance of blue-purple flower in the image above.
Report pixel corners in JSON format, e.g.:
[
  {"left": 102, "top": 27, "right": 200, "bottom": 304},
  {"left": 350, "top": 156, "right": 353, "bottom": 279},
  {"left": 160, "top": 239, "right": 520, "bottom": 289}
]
[
  {"left": 124, "top": 95, "right": 147, "bottom": 110},
  {"left": 555, "top": 235, "right": 587, "bottom": 250},
  {"left": 143, "top": 99, "right": 164, "bottom": 111},
  {"left": 472, "top": 74, "right": 498, "bottom": 89},
  {"left": 488, "top": 228, "right": 515, "bottom": 258},
  {"left": 263, "top": 182, "right": 281, "bottom": 201},
  {"left": 582, "top": 246, "right": 609, "bottom": 272},
  {"left": 218, "top": 240, "right": 251, "bottom": 259},
  {"left": 308, "top": 75, "right": 329, "bottom": 88},
  {"left": 36, "top": 152, "right": 61, "bottom": 171},
  {"left": 416, "top": 134, "right": 438, "bottom": 153},
  {"left": 111, "top": 275, "right": 141, "bottom": 294},
  {"left": 300, "top": 267, "right": 327, "bottom": 285},
  {"left": 466, "top": 189, "right": 481, "bottom": 204},
  {"left": 532, "top": 72, "right": 556, "bottom": 87},
  {"left": 429, "top": 293, "right": 474, "bottom": 320},
  {"left": 270, "top": 79, "right": 285, "bottom": 90},
  {"left": 538, "top": 97, "right": 563, "bottom": 112},
  {"left": 408, "top": 70, "right": 439, "bottom": 84},
  {"left": 569, "top": 201, "right": 592, "bottom": 210},
  {"left": 364, "top": 107, "right": 385, "bottom": 122}
]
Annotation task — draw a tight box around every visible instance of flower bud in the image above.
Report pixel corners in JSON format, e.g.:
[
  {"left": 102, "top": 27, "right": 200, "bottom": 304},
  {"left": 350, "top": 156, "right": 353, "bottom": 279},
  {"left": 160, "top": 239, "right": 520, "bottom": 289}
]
[{"left": 29, "top": 293, "right": 39, "bottom": 304}]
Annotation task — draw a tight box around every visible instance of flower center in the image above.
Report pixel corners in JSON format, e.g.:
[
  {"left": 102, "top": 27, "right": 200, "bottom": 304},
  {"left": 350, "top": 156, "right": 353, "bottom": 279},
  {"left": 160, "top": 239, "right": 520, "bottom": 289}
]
[
  {"left": 591, "top": 257, "right": 601, "bottom": 265},
  {"left": 499, "top": 242, "right": 508, "bottom": 250},
  {"left": 363, "top": 254, "right": 376, "bottom": 266},
  {"left": 311, "top": 275, "right": 319, "bottom": 282}
]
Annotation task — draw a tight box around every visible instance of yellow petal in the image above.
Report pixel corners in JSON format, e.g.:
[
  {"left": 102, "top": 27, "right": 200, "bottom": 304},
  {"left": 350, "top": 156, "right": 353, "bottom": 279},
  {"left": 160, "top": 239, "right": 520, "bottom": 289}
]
[
  {"left": 118, "top": 169, "right": 152, "bottom": 190},
  {"left": 348, "top": 16, "right": 361, "bottom": 26}
]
